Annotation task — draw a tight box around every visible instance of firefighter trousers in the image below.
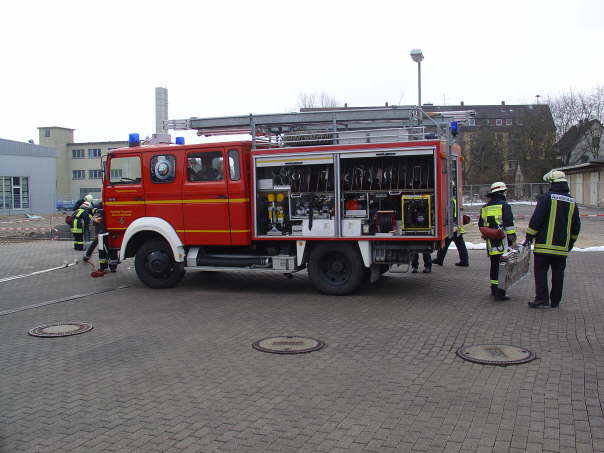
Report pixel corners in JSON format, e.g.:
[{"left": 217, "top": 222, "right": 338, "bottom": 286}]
[
  {"left": 436, "top": 232, "right": 469, "bottom": 265},
  {"left": 534, "top": 254, "right": 567, "bottom": 306}
]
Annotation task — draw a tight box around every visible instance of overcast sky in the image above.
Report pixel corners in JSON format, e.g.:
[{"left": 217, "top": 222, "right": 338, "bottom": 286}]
[{"left": 1, "top": 0, "right": 602, "bottom": 144}]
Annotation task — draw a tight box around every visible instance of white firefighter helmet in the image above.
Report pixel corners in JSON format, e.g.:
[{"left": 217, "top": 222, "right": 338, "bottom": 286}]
[
  {"left": 80, "top": 201, "right": 91, "bottom": 209},
  {"left": 489, "top": 181, "right": 507, "bottom": 194},
  {"left": 543, "top": 169, "right": 567, "bottom": 183},
  {"left": 84, "top": 194, "right": 93, "bottom": 203}
]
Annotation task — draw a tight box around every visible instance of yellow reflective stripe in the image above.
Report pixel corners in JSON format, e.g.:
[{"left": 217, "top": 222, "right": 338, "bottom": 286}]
[
  {"left": 228, "top": 198, "right": 250, "bottom": 203},
  {"left": 105, "top": 201, "right": 145, "bottom": 205},
  {"left": 565, "top": 202, "right": 575, "bottom": 249},
  {"left": 535, "top": 243, "right": 568, "bottom": 250},
  {"left": 490, "top": 280, "right": 499, "bottom": 285},
  {"left": 546, "top": 199, "right": 557, "bottom": 246},
  {"left": 181, "top": 199, "right": 227, "bottom": 204},
  {"left": 534, "top": 248, "right": 568, "bottom": 256},
  {"left": 526, "top": 227, "right": 538, "bottom": 235},
  {"left": 458, "top": 226, "right": 465, "bottom": 234},
  {"left": 505, "top": 228, "right": 516, "bottom": 234}
]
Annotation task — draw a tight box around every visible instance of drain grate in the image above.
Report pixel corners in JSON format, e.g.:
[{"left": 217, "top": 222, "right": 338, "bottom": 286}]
[
  {"left": 28, "top": 322, "right": 93, "bottom": 338},
  {"left": 457, "top": 344, "right": 536, "bottom": 366},
  {"left": 252, "top": 336, "right": 325, "bottom": 354}
]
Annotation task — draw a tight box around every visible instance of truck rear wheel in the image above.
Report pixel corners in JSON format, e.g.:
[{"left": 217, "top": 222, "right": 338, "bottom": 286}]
[
  {"left": 135, "top": 239, "right": 185, "bottom": 289},
  {"left": 308, "top": 243, "right": 365, "bottom": 295}
]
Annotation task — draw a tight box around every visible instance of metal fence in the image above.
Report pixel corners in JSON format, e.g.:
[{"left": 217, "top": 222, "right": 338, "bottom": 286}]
[{"left": 463, "top": 183, "right": 549, "bottom": 205}]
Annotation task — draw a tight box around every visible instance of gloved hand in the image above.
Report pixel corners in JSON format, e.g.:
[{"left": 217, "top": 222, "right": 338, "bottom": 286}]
[
  {"left": 523, "top": 236, "right": 534, "bottom": 247},
  {"left": 507, "top": 233, "right": 517, "bottom": 247}
]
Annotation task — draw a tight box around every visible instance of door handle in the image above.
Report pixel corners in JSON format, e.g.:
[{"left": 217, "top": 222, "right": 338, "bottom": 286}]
[{"left": 216, "top": 194, "right": 228, "bottom": 199}]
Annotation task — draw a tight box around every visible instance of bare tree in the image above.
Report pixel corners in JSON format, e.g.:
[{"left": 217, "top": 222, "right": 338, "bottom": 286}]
[
  {"left": 549, "top": 86, "right": 604, "bottom": 141},
  {"left": 298, "top": 92, "right": 340, "bottom": 109}
]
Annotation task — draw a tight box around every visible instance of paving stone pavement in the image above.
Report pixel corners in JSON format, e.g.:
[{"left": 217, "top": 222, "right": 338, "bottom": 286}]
[{"left": 1, "top": 240, "right": 604, "bottom": 453}]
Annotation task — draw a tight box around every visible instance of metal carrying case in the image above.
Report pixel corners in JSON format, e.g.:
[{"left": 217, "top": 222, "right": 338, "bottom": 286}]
[{"left": 498, "top": 245, "right": 531, "bottom": 290}]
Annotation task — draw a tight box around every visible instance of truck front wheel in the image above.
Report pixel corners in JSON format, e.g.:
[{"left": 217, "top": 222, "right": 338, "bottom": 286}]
[
  {"left": 308, "top": 243, "right": 365, "bottom": 295},
  {"left": 135, "top": 239, "right": 185, "bottom": 289}
]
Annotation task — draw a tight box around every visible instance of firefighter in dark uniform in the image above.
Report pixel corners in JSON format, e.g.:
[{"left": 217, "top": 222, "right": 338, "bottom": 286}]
[
  {"left": 434, "top": 198, "right": 469, "bottom": 267},
  {"left": 83, "top": 203, "right": 112, "bottom": 272},
  {"left": 525, "top": 170, "right": 580, "bottom": 308},
  {"left": 478, "top": 182, "right": 516, "bottom": 301},
  {"left": 71, "top": 201, "right": 92, "bottom": 250}
]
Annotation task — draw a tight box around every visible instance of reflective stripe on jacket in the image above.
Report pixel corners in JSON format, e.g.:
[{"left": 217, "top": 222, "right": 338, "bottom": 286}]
[
  {"left": 70, "top": 208, "right": 91, "bottom": 233},
  {"left": 478, "top": 194, "right": 515, "bottom": 256}
]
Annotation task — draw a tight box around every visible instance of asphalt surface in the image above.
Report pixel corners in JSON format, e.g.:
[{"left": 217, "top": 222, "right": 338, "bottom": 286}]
[{"left": 1, "top": 238, "right": 604, "bottom": 453}]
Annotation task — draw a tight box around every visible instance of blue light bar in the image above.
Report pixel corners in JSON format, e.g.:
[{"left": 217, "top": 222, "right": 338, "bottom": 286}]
[
  {"left": 175, "top": 137, "right": 185, "bottom": 145},
  {"left": 129, "top": 133, "right": 140, "bottom": 147},
  {"left": 450, "top": 121, "right": 459, "bottom": 136}
]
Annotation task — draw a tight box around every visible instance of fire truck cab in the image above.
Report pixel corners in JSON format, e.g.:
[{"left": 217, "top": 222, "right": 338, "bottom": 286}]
[{"left": 102, "top": 107, "right": 469, "bottom": 295}]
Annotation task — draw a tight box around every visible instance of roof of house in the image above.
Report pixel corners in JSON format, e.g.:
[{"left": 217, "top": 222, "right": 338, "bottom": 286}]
[{"left": 556, "top": 119, "right": 603, "bottom": 157}]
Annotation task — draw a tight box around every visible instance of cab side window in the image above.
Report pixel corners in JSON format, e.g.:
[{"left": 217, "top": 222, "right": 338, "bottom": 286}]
[
  {"left": 188, "top": 152, "right": 224, "bottom": 182},
  {"left": 228, "top": 149, "right": 240, "bottom": 181},
  {"left": 150, "top": 155, "right": 176, "bottom": 183}
]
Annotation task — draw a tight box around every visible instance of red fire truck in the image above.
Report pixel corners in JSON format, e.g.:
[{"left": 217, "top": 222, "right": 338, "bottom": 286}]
[{"left": 102, "top": 107, "right": 469, "bottom": 294}]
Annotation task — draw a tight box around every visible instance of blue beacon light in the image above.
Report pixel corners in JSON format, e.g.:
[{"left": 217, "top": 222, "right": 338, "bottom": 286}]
[
  {"left": 175, "top": 137, "right": 185, "bottom": 145},
  {"left": 450, "top": 121, "right": 459, "bottom": 137},
  {"left": 128, "top": 133, "right": 140, "bottom": 147}
]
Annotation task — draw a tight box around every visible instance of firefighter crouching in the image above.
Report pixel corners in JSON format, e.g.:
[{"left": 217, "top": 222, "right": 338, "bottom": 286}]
[
  {"left": 83, "top": 204, "right": 116, "bottom": 273},
  {"left": 478, "top": 182, "right": 516, "bottom": 301},
  {"left": 525, "top": 170, "right": 580, "bottom": 308},
  {"left": 71, "top": 201, "right": 92, "bottom": 250}
]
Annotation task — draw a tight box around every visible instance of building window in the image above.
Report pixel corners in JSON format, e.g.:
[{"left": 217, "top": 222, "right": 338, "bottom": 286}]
[
  {"left": 88, "top": 169, "right": 103, "bottom": 179},
  {"left": 72, "top": 149, "right": 85, "bottom": 159},
  {"left": 496, "top": 119, "right": 503, "bottom": 126},
  {"left": 72, "top": 170, "right": 86, "bottom": 180},
  {"left": 468, "top": 119, "right": 475, "bottom": 126},
  {"left": 110, "top": 169, "right": 123, "bottom": 179},
  {"left": 44, "top": 129, "right": 51, "bottom": 138},
  {"left": 506, "top": 119, "right": 513, "bottom": 126},
  {"left": 88, "top": 148, "right": 101, "bottom": 158},
  {"left": 0, "top": 176, "right": 29, "bottom": 210}
]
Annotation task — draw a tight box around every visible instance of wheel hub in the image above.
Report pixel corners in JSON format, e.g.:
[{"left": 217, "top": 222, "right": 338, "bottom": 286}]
[{"left": 147, "top": 250, "right": 171, "bottom": 277}]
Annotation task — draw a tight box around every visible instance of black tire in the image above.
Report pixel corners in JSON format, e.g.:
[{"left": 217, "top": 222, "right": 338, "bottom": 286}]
[
  {"left": 134, "top": 239, "right": 185, "bottom": 289},
  {"left": 307, "top": 243, "right": 365, "bottom": 295}
]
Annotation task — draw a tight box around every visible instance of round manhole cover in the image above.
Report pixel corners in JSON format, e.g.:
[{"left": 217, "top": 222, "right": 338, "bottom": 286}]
[
  {"left": 28, "top": 322, "right": 93, "bottom": 338},
  {"left": 252, "top": 336, "right": 325, "bottom": 354},
  {"left": 457, "top": 344, "right": 536, "bottom": 366}
]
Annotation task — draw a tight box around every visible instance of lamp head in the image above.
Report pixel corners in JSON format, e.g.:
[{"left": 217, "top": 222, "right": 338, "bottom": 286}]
[{"left": 410, "top": 49, "right": 424, "bottom": 62}]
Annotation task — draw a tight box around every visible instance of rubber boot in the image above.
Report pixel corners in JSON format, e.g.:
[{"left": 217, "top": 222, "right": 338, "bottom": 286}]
[{"left": 492, "top": 285, "right": 509, "bottom": 301}]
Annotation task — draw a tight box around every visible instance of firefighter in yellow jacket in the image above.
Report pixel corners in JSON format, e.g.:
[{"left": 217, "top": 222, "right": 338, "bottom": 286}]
[
  {"left": 478, "top": 182, "right": 516, "bottom": 301},
  {"left": 525, "top": 170, "right": 580, "bottom": 308},
  {"left": 70, "top": 201, "right": 92, "bottom": 250}
]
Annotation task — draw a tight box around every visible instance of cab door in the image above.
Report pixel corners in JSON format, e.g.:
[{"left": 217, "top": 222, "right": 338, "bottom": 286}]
[
  {"left": 104, "top": 153, "right": 145, "bottom": 234},
  {"left": 182, "top": 148, "right": 231, "bottom": 245},
  {"left": 143, "top": 152, "right": 183, "bottom": 237},
  {"left": 225, "top": 147, "right": 251, "bottom": 246}
]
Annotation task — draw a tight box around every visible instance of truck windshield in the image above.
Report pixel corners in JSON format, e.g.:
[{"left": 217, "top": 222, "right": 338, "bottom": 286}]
[{"left": 109, "top": 156, "right": 142, "bottom": 184}]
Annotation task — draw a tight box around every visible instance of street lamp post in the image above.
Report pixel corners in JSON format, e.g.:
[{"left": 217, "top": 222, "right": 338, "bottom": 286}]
[{"left": 409, "top": 49, "right": 424, "bottom": 108}]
